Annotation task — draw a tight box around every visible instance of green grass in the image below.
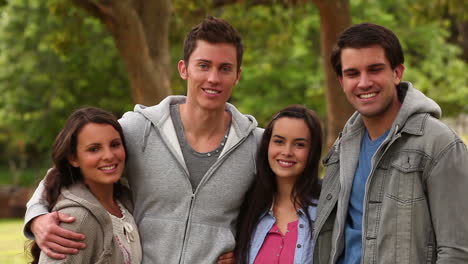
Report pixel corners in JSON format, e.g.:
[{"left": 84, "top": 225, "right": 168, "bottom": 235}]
[{"left": 0, "top": 218, "right": 31, "bottom": 264}]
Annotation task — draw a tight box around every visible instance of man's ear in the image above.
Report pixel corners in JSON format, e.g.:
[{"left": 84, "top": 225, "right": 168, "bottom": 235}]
[
  {"left": 178, "top": 60, "right": 188, "bottom": 80},
  {"left": 235, "top": 67, "right": 242, "bottom": 85},
  {"left": 393, "top": 64, "right": 405, "bottom": 85},
  {"left": 338, "top": 75, "right": 344, "bottom": 89}
]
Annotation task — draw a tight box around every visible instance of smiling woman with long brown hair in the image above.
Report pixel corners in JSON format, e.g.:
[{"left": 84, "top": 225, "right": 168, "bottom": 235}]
[
  {"left": 28, "top": 107, "right": 141, "bottom": 264},
  {"left": 235, "top": 105, "right": 323, "bottom": 264}
]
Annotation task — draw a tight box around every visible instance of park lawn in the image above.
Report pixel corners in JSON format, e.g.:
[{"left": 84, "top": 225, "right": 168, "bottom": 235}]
[{"left": 0, "top": 218, "right": 31, "bottom": 264}]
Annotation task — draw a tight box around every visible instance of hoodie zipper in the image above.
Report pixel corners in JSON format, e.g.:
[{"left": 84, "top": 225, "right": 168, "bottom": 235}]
[
  {"left": 176, "top": 130, "right": 254, "bottom": 264},
  {"left": 177, "top": 192, "right": 195, "bottom": 264}
]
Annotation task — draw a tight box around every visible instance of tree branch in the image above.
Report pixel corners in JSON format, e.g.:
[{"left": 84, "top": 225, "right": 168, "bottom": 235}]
[
  {"left": 212, "top": 0, "right": 303, "bottom": 8},
  {"left": 70, "top": 0, "right": 105, "bottom": 21}
]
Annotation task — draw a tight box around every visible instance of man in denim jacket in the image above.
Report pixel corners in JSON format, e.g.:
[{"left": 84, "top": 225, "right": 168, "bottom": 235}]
[{"left": 313, "top": 23, "right": 468, "bottom": 263}]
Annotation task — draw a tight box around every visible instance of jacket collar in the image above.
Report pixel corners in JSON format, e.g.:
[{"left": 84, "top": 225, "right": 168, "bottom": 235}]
[{"left": 261, "top": 199, "right": 318, "bottom": 220}]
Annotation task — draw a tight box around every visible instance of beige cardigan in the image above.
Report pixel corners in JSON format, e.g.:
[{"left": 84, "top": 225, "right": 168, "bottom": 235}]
[{"left": 38, "top": 182, "right": 138, "bottom": 264}]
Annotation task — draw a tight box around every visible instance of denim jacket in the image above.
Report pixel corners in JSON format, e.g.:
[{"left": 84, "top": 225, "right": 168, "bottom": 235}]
[
  {"left": 249, "top": 203, "right": 317, "bottom": 264},
  {"left": 313, "top": 82, "right": 468, "bottom": 264}
]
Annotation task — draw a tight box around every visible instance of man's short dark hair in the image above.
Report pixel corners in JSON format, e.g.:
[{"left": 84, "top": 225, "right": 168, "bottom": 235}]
[
  {"left": 183, "top": 16, "right": 244, "bottom": 71},
  {"left": 331, "top": 23, "right": 404, "bottom": 76}
]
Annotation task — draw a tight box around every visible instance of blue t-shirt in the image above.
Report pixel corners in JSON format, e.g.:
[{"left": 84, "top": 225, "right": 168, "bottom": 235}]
[{"left": 338, "top": 129, "right": 389, "bottom": 264}]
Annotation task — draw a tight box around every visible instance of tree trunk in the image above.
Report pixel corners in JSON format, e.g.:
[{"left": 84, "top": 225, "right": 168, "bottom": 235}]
[
  {"left": 312, "top": 0, "right": 355, "bottom": 149},
  {"left": 71, "top": 0, "right": 172, "bottom": 106},
  {"left": 455, "top": 20, "right": 468, "bottom": 62}
]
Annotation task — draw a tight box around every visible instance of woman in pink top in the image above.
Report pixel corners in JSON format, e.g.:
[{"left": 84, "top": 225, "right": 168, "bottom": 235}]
[{"left": 235, "top": 105, "right": 323, "bottom": 264}]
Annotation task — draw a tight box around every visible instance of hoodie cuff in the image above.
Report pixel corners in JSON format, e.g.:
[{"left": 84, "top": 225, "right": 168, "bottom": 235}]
[{"left": 23, "top": 203, "right": 49, "bottom": 239}]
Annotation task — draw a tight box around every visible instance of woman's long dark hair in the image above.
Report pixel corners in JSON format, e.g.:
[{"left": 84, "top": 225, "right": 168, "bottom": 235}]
[
  {"left": 235, "top": 105, "right": 323, "bottom": 264},
  {"left": 28, "top": 107, "right": 126, "bottom": 264}
]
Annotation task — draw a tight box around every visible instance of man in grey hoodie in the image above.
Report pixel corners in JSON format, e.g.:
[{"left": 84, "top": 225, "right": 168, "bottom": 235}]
[
  {"left": 24, "top": 16, "right": 263, "bottom": 264},
  {"left": 313, "top": 23, "right": 468, "bottom": 263}
]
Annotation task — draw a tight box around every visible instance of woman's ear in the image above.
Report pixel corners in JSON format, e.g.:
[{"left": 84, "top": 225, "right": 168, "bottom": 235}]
[{"left": 68, "top": 155, "right": 79, "bottom": 168}]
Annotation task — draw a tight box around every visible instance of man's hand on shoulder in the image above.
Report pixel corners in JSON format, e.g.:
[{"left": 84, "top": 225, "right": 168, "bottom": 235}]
[{"left": 31, "top": 212, "right": 86, "bottom": 259}]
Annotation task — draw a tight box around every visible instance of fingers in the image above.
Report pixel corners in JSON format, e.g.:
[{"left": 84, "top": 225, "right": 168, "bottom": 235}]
[
  {"left": 31, "top": 212, "right": 86, "bottom": 259},
  {"left": 50, "top": 224, "right": 86, "bottom": 242},
  {"left": 41, "top": 245, "right": 66, "bottom": 260},
  {"left": 44, "top": 237, "right": 81, "bottom": 254},
  {"left": 217, "top": 251, "right": 235, "bottom": 264},
  {"left": 57, "top": 212, "right": 75, "bottom": 223},
  {"left": 218, "top": 251, "right": 234, "bottom": 259},
  {"left": 42, "top": 229, "right": 86, "bottom": 251},
  {"left": 217, "top": 257, "right": 235, "bottom": 264}
]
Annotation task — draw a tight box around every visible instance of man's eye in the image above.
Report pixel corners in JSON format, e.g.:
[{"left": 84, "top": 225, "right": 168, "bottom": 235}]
[
  {"left": 198, "top": 64, "right": 209, "bottom": 70},
  {"left": 221, "top": 66, "right": 232, "bottom": 72},
  {"left": 345, "top": 72, "right": 358, "bottom": 78}
]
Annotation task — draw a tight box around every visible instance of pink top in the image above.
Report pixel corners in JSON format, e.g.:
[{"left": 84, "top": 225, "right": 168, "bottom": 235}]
[{"left": 254, "top": 220, "right": 299, "bottom": 264}]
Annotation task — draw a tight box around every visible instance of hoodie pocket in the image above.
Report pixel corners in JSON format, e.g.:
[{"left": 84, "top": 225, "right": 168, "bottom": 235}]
[{"left": 182, "top": 223, "right": 236, "bottom": 264}]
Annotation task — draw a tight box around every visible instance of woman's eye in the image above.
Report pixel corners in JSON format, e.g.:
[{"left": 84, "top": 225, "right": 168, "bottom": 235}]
[{"left": 88, "top": 147, "right": 99, "bottom": 152}]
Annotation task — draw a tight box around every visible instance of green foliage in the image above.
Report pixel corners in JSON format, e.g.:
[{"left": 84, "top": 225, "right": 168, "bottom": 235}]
[
  {"left": 222, "top": 3, "right": 326, "bottom": 127},
  {"left": 172, "top": 2, "right": 327, "bottom": 127},
  {"left": 172, "top": 0, "right": 467, "bottom": 125},
  {"left": 0, "top": 0, "right": 466, "bottom": 186},
  {"left": 352, "top": 0, "right": 468, "bottom": 116},
  {"left": 0, "top": 165, "right": 40, "bottom": 186},
  {"left": 0, "top": 0, "right": 132, "bottom": 168}
]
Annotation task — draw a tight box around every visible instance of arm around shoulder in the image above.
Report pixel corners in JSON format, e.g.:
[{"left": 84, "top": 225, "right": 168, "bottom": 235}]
[
  {"left": 38, "top": 206, "right": 101, "bottom": 264},
  {"left": 24, "top": 178, "right": 50, "bottom": 238}
]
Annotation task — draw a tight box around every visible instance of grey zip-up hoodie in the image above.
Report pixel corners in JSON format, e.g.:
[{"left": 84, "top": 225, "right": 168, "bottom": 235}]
[{"left": 119, "top": 96, "right": 263, "bottom": 263}]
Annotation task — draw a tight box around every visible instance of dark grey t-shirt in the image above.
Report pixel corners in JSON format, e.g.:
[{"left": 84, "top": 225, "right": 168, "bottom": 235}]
[{"left": 170, "top": 104, "right": 230, "bottom": 191}]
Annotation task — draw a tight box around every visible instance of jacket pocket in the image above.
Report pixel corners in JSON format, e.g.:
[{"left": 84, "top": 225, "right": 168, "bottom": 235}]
[
  {"left": 183, "top": 223, "right": 235, "bottom": 263},
  {"left": 385, "top": 151, "right": 428, "bottom": 204}
]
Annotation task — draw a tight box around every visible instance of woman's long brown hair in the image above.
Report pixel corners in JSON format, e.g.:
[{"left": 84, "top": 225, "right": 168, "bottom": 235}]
[
  {"left": 27, "top": 107, "right": 126, "bottom": 264},
  {"left": 234, "top": 105, "right": 323, "bottom": 264}
]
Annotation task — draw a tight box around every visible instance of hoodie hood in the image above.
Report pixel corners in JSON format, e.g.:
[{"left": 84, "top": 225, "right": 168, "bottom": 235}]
[{"left": 132, "top": 95, "right": 259, "bottom": 153}]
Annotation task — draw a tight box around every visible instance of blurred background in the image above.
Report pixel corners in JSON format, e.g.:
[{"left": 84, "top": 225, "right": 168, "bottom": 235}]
[{"left": 0, "top": 0, "right": 466, "bottom": 263}]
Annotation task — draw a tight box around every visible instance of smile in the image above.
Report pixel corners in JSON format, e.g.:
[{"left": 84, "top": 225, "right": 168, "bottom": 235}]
[
  {"left": 359, "top": 92, "right": 377, "bottom": 99},
  {"left": 99, "top": 164, "right": 117, "bottom": 171},
  {"left": 278, "top": 160, "right": 295, "bottom": 168},
  {"left": 203, "top": 88, "right": 221, "bottom": 94}
]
